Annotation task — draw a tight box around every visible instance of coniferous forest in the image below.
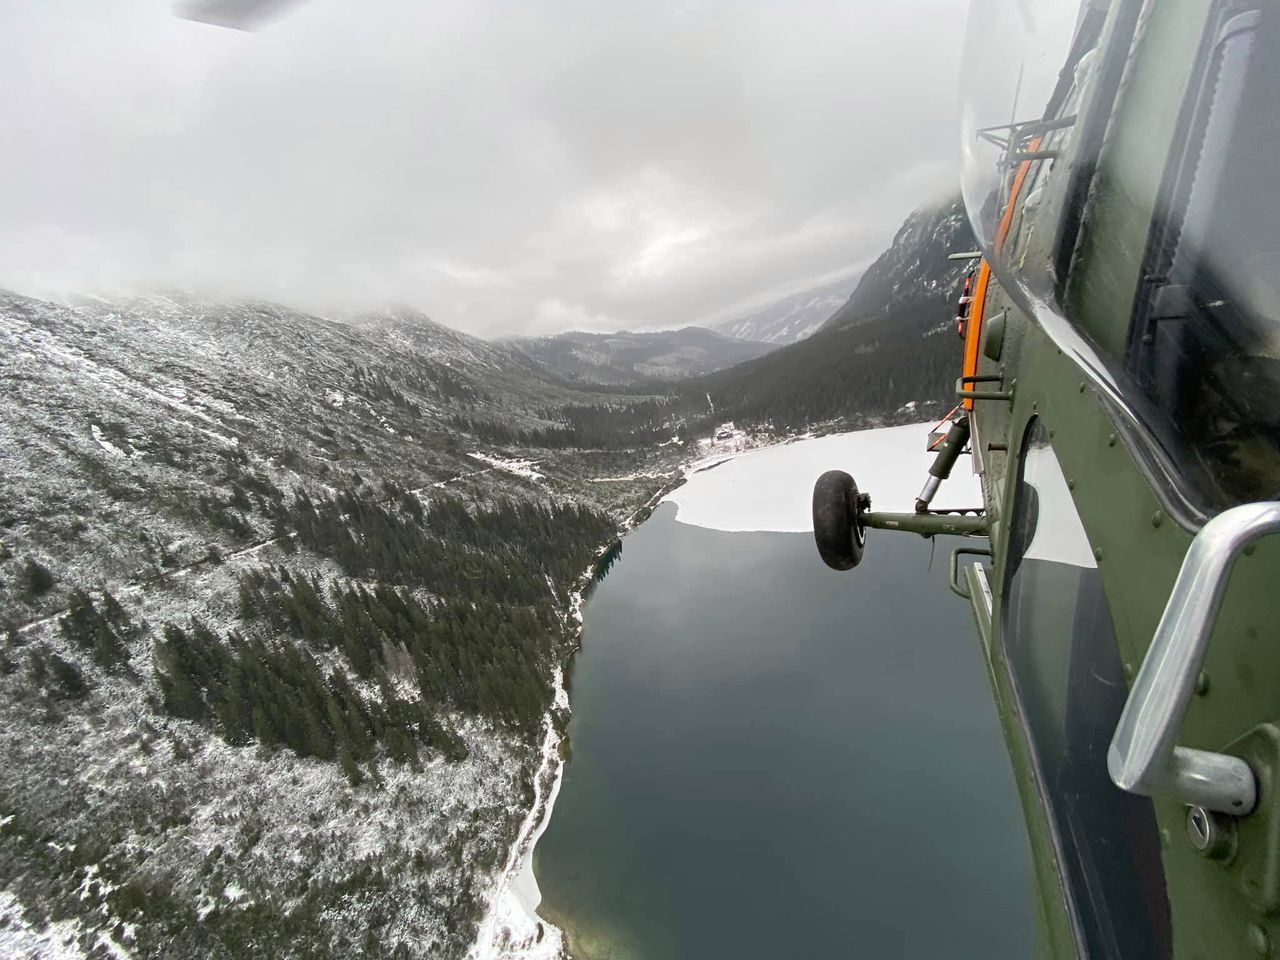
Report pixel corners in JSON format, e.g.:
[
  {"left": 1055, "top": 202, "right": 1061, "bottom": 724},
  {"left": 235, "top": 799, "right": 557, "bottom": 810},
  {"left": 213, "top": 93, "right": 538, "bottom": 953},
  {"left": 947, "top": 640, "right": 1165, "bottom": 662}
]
[
  {"left": 687, "top": 301, "right": 961, "bottom": 429},
  {"left": 0, "top": 288, "right": 690, "bottom": 960},
  {"left": 154, "top": 489, "right": 614, "bottom": 785}
]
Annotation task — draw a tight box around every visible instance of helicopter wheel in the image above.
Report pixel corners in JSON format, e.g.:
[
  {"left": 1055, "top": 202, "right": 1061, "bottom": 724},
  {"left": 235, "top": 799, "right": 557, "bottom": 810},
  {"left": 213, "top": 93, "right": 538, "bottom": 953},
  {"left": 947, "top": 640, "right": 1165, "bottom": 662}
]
[{"left": 812, "top": 470, "right": 866, "bottom": 570}]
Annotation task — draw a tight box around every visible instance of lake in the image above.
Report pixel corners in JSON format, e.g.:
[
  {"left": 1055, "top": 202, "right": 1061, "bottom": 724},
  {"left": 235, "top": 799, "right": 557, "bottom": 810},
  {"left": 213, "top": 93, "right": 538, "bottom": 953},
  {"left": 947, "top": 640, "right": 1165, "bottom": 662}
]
[{"left": 533, "top": 498, "right": 1035, "bottom": 960}]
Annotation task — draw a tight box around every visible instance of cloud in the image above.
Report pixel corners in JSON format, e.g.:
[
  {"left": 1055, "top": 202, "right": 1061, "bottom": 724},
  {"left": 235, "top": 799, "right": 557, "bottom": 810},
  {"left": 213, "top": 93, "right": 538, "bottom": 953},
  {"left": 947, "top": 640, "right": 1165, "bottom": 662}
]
[
  {"left": 428, "top": 261, "right": 512, "bottom": 288},
  {"left": 0, "top": 0, "right": 968, "bottom": 335},
  {"left": 531, "top": 297, "right": 622, "bottom": 337}
]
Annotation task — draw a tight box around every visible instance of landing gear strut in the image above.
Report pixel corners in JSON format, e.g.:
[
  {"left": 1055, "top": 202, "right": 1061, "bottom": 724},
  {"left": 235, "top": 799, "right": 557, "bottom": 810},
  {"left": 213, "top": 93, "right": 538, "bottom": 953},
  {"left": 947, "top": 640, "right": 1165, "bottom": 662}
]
[
  {"left": 811, "top": 418, "right": 988, "bottom": 572},
  {"left": 916, "top": 416, "right": 971, "bottom": 513}
]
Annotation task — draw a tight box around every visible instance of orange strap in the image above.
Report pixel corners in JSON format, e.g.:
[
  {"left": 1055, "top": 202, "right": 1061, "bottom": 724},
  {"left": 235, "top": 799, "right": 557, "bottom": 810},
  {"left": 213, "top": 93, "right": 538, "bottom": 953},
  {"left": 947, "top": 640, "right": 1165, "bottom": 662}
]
[
  {"left": 961, "top": 136, "right": 1043, "bottom": 410},
  {"left": 994, "top": 135, "right": 1043, "bottom": 258},
  {"left": 961, "top": 261, "right": 991, "bottom": 412}
]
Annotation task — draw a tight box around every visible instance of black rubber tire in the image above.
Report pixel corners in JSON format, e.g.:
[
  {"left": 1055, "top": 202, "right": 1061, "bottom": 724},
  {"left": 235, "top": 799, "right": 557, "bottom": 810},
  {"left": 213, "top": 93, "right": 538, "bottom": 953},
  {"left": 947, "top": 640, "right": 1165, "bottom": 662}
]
[{"left": 812, "top": 470, "right": 865, "bottom": 570}]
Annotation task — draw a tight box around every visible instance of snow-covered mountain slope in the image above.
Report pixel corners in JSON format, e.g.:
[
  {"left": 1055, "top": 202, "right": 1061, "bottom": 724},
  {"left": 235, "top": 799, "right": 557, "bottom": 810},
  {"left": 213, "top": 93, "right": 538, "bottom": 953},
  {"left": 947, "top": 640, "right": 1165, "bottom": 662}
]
[
  {"left": 684, "top": 196, "right": 977, "bottom": 429},
  {"left": 0, "top": 289, "right": 696, "bottom": 959},
  {"left": 821, "top": 196, "right": 973, "bottom": 332},
  {"left": 506, "top": 326, "right": 775, "bottom": 384},
  {"left": 708, "top": 275, "right": 857, "bottom": 345},
  {"left": 0, "top": 194, "right": 974, "bottom": 958}
]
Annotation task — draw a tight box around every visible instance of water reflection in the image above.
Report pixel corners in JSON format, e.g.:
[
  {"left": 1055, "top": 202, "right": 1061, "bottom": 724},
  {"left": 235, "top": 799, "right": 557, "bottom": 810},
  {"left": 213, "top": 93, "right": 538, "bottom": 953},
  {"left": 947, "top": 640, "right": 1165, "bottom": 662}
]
[{"left": 537, "top": 503, "right": 1034, "bottom": 960}]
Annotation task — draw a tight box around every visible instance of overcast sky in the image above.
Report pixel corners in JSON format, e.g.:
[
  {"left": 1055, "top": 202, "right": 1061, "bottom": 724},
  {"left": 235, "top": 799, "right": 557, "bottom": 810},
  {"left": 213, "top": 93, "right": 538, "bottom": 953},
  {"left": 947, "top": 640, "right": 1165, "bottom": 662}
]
[{"left": 0, "top": 0, "right": 967, "bottom": 336}]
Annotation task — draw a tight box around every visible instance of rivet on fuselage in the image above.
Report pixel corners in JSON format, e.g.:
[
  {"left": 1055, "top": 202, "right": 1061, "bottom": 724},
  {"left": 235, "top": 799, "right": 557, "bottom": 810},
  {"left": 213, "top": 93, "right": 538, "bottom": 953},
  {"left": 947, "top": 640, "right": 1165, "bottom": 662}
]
[
  {"left": 1078, "top": 382, "right": 1086, "bottom": 393},
  {"left": 1152, "top": 510, "right": 1165, "bottom": 528},
  {"left": 1107, "top": 434, "right": 1117, "bottom": 447},
  {"left": 1244, "top": 543, "right": 1257, "bottom": 557},
  {"left": 1196, "top": 671, "right": 1210, "bottom": 696},
  {"left": 1124, "top": 661, "right": 1134, "bottom": 681},
  {"left": 1093, "top": 547, "right": 1103, "bottom": 561},
  {"left": 1067, "top": 479, "right": 1076, "bottom": 490}
]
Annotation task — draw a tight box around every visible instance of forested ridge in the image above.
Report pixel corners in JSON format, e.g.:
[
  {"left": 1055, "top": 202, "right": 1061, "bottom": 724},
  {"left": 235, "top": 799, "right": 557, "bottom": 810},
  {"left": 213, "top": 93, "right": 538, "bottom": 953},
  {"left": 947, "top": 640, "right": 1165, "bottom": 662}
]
[
  {"left": 3, "top": 471, "right": 635, "bottom": 958},
  {"left": 679, "top": 195, "right": 976, "bottom": 429},
  {"left": 687, "top": 300, "right": 962, "bottom": 428},
  {"left": 448, "top": 396, "right": 697, "bottom": 450},
  {"left": 0, "top": 193, "right": 976, "bottom": 959},
  {"left": 148, "top": 486, "right": 617, "bottom": 788},
  {"left": 0, "top": 288, "right": 691, "bottom": 959}
]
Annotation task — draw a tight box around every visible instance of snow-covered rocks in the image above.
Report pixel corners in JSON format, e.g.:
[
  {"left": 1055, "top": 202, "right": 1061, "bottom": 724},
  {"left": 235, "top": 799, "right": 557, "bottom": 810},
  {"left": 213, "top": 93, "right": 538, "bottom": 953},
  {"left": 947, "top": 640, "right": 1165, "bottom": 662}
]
[{"left": 468, "top": 453, "right": 544, "bottom": 482}]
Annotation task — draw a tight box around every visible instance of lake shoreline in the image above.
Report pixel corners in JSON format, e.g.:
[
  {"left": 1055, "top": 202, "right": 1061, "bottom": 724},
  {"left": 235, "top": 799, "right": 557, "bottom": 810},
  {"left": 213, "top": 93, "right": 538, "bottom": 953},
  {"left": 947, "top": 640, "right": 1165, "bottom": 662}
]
[
  {"left": 465, "top": 556, "right": 591, "bottom": 960},
  {"left": 469, "top": 418, "right": 967, "bottom": 960},
  {"left": 466, "top": 469, "right": 695, "bottom": 960},
  {"left": 465, "top": 435, "right": 778, "bottom": 960}
]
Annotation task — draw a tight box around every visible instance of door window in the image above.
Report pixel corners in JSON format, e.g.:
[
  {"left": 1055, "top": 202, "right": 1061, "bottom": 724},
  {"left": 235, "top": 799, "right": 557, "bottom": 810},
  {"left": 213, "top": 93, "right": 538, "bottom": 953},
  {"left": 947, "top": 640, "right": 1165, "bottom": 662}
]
[
  {"left": 1003, "top": 421, "right": 1171, "bottom": 959},
  {"left": 1128, "top": 2, "right": 1280, "bottom": 507}
]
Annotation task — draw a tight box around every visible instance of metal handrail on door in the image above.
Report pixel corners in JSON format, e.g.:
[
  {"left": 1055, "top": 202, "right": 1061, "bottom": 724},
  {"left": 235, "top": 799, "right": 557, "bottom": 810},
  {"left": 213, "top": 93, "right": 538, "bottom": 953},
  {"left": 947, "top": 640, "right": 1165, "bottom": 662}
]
[{"left": 1107, "top": 502, "right": 1280, "bottom": 816}]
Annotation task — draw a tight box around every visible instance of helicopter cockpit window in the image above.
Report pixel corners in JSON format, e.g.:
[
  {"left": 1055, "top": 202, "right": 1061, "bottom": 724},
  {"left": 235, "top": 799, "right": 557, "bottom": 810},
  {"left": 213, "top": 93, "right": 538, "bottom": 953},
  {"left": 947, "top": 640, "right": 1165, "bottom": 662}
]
[
  {"left": 960, "top": 0, "right": 1106, "bottom": 292},
  {"left": 1003, "top": 421, "right": 1171, "bottom": 960},
  {"left": 1127, "top": 1, "right": 1280, "bottom": 506}
]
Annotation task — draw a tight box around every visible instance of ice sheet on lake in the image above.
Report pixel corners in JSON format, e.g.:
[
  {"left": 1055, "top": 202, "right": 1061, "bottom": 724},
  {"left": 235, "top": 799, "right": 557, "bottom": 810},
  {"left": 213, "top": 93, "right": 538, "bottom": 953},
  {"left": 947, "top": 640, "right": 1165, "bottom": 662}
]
[{"left": 662, "top": 422, "right": 983, "bottom": 533}]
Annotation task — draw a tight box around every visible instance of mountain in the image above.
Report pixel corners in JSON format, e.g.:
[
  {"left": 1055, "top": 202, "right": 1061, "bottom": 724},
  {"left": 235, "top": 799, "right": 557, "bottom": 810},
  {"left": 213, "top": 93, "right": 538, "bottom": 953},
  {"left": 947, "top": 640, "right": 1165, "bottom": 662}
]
[
  {"left": 506, "top": 326, "right": 776, "bottom": 384},
  {"left": 707, "top": 275, "right": 858, "bottom": 345},
  {"left": 0, "top": 290, "right": 697, "bottom": 959},
  {"left": 0, "top": 193, "right": 973, "bottom": 960},
  {"left": 685, "top": 196, "right": 976, "bottom": 429},
  {"left": 821, "top": 198, "right": 973, "bottom": 332}
]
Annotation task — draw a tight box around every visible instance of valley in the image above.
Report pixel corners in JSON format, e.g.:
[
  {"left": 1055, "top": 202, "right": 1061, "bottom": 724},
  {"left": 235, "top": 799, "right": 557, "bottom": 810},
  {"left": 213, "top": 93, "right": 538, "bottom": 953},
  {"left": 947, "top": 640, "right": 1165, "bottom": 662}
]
[
  {"left": 0, "top": 289, "right": 693, "bottom": 959},
  {"left": 0, "top": 196, "right": 972, "bottom": 959}
]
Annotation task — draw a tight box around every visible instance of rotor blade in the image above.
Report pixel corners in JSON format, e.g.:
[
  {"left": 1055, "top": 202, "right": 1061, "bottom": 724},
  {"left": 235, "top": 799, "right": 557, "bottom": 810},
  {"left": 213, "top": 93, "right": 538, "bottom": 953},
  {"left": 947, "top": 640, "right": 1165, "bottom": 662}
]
[{"left": 174, "top": 0, "right": 303, "bottom": 31}]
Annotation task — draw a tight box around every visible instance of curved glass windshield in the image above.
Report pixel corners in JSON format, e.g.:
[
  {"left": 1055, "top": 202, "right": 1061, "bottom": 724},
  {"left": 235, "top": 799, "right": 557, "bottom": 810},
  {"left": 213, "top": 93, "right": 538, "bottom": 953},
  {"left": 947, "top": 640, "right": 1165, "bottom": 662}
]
[{"left": 959, "top": 0, "right": 1090, "bottom": 256}]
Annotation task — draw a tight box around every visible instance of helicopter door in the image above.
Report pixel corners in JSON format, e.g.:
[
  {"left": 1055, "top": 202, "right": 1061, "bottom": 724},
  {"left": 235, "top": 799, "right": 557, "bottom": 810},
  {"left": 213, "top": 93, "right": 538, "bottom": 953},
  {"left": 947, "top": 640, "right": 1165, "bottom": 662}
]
[{"left": 1002, "top": 421, "right": 1172, "bottom": 959}]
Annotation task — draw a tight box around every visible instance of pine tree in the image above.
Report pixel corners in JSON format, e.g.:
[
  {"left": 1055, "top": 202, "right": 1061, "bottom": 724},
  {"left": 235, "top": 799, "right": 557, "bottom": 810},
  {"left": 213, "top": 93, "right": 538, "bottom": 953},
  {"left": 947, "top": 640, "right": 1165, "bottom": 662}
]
[
  {"left": 21, "top": 558, "right": 55, "bottom": 597},
  {"left": 47, "top": 653, "right": 90, "bottom": 700},
  {"left": 252, "top": 705, "right": 277, "bottom": 749},
  {"left": 338, "top": 744, "right": 363, "bottom": 787}
]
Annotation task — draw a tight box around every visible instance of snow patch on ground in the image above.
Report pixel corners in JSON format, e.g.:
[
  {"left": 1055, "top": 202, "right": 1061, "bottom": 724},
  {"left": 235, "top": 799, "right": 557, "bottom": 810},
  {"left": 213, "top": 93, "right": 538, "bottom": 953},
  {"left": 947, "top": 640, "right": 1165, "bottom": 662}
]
[
  {"left": 696, "top": 421, "right": 755, "bottom": 457},
  {"left": 0, "top": 891, "right": 90, "bottom": 960},
  {"left": 662, "top": 422, "right": 983, "bottom": 533},
  {"left": 468, "top": 453, "right": 544, "bottom": 482},
  {"left": 96, "top": 931, "right": 132, "bottom": 960},
  {"left": 90, "top": 424, "right": 127, "bottom": 458},
  {"left": 587, "top": 470, "right": 676, "bottom": 483},
  {"left": 468, "top": 665, "right": 568, "bottom": 960},
  {"left": 470, "top": 556, "right": 603, "bottom": 960}
]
